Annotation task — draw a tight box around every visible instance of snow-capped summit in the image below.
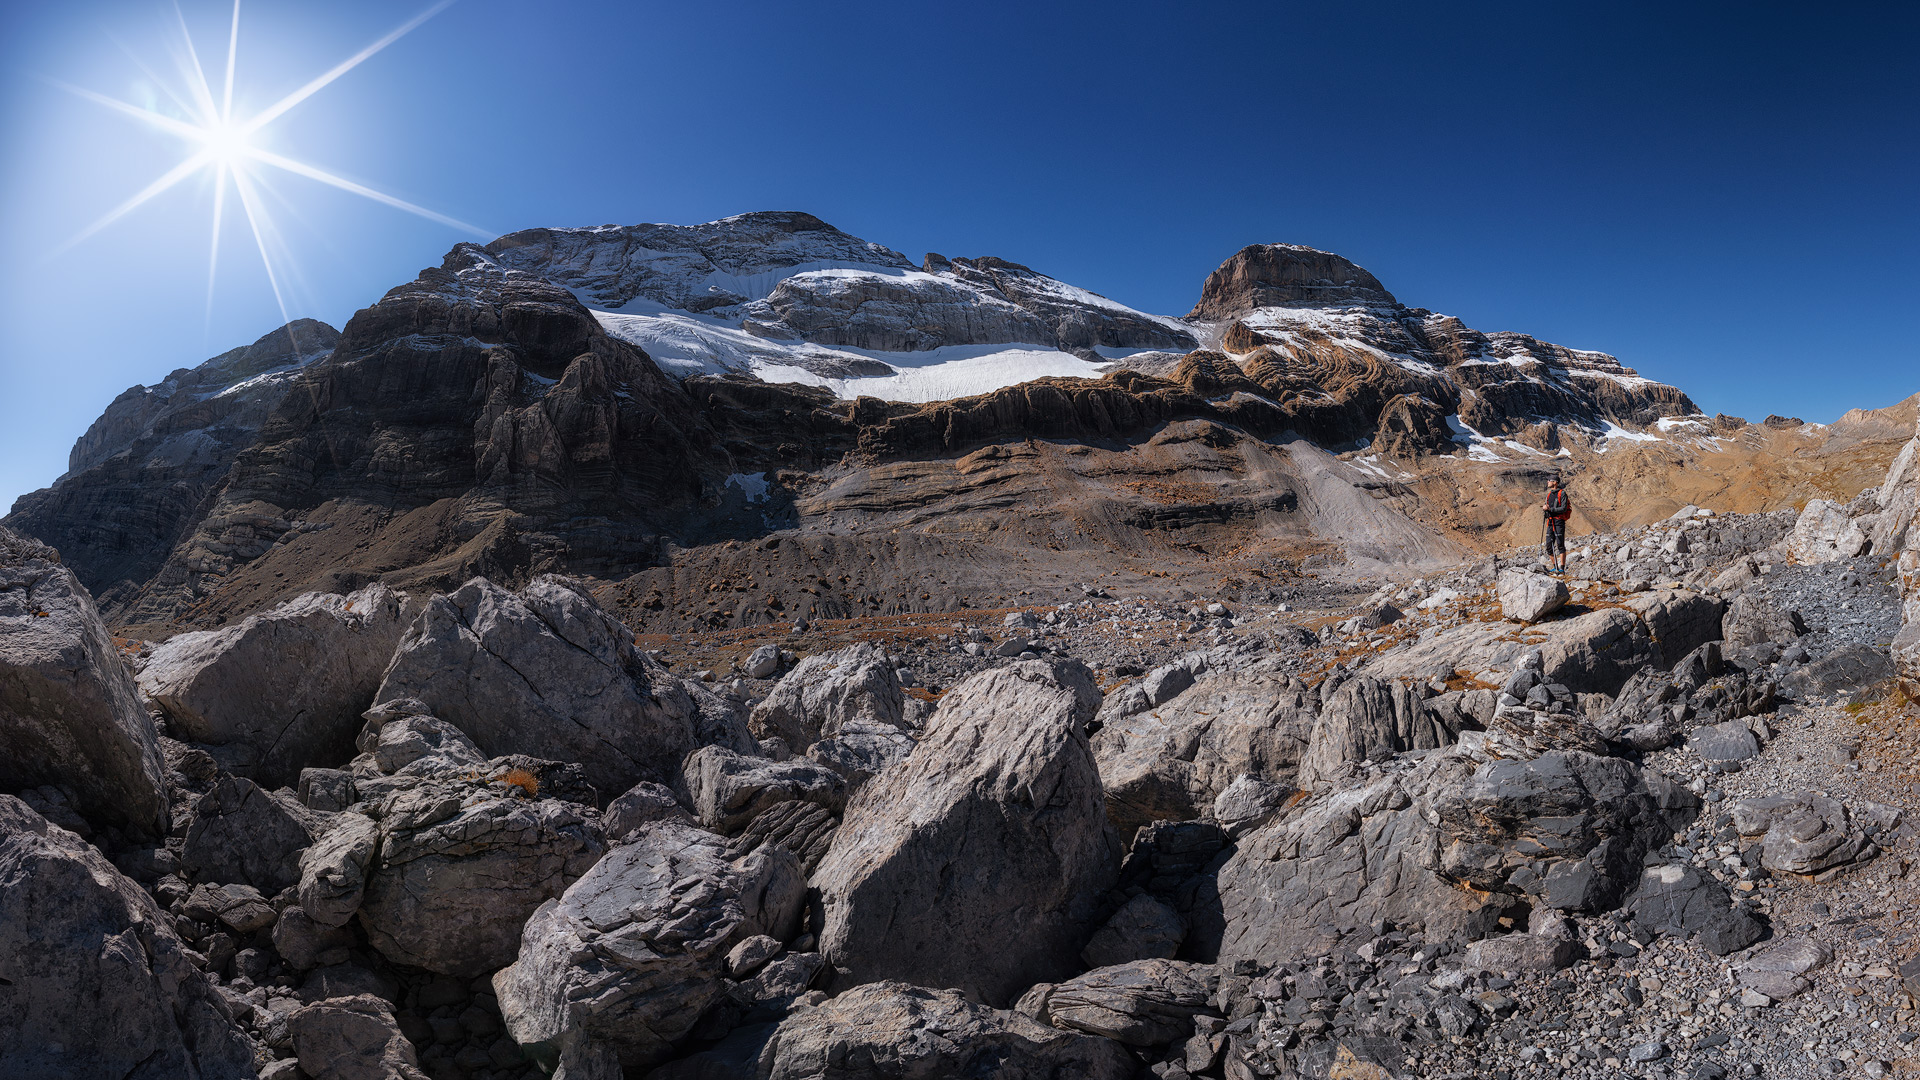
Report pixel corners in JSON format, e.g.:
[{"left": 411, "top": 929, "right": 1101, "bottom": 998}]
[{"left": 483, "top": 212, "right": 1195, "bottom": 401}]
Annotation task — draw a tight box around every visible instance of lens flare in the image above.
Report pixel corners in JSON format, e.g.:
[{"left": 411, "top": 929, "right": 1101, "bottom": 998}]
[{"left": 52, "top": 0, "right": 486, "bottom": 328}]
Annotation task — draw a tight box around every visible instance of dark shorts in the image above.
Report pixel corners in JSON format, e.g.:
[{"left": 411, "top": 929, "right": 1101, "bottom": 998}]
[{"left": 1545, "top": 518, "right": 1567, "bottom": 556}]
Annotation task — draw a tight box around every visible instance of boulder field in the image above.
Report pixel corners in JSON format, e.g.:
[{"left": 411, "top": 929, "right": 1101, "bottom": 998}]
[{"left": 0, "top": 410, "right": 1914, "bottom": 1079}]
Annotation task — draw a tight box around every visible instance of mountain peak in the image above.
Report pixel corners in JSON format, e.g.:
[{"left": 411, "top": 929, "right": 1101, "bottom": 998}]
[{"left": 1188, "top": 243, "right": 1398, "bottom": 321}]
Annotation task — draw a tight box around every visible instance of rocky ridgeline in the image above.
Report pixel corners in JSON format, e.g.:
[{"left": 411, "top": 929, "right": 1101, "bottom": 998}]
[
  {"left": 4, "top": 213, "right": 1709, "bottom": 635},
  {"left": 2, "top": 422, "right": 1918, "bottom": 1079}
]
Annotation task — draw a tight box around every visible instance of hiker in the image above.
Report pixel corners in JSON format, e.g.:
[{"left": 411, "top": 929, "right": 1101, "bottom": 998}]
[{"left": 1543, "top": 476, "right": 1572, "bottom": 573}]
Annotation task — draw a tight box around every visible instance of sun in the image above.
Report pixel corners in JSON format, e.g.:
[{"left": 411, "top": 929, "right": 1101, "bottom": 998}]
[
  {"left": 198, "top": 121, "right": 252, "bottom": 165},
  {"left": 54, "top": 0, "right": 486, "bottom": 326}
]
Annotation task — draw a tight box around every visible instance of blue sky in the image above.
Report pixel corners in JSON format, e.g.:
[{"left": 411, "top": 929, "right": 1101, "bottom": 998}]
[{"left": 3, "top": 1, "right": 1916, "bottom": 510}]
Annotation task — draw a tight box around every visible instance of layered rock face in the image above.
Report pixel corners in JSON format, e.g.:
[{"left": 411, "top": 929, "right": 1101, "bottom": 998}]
[
  {"left": 812, "top": 659, "right": 1119, "bottom": 1005},
  {"left": 76, "top": 245, "right": 722, "bottom": 626},
  {"left": 1192, "top": 245, "right": 1697, "bottom": 449},
  {"left": 1187, "top": 243, "right": 1400, "bottom": 319},
  {"left": 0, "top": 525, "right": 170, "bottom": 836},
  {"left": 753, "top": 981, "right": 1138, "bottom": 1080}
]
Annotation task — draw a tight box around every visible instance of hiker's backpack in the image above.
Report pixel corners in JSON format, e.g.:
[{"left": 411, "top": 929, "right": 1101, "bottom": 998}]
[{"left": 1546, "top": 489, "right": 1570, "bottom": 518}]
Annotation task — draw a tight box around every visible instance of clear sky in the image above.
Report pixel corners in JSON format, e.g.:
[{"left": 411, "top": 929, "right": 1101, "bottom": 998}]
[{"left": 3, "top": 1, "right": 1916, "bottom": 511}]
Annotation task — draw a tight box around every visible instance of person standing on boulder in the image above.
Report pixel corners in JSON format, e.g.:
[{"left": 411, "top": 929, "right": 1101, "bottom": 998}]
[{"left": 1543, "top": 476, "right": 1572, "bottom": 574}]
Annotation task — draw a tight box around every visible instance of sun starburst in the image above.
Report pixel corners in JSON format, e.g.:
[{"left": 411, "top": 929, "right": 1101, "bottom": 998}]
[{"left": 54, "top": 0, "right": 487, "bottom": 328}]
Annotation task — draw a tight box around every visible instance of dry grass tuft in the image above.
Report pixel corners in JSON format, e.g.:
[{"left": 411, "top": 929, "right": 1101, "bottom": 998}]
[{"left": 500, "top": 767, "right": 539, "bottom": 798}]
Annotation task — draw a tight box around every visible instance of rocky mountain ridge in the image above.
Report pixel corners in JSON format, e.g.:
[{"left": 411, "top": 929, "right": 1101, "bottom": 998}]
[{"left": 5, "top": 212, "right": 1911, "bottom": 639}]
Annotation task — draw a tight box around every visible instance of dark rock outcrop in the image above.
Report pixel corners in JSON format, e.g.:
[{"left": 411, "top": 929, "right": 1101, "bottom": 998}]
[
  {"left": 1188, "top": 244, "right": 1399, "bottom": 320},
  {"left": 5, "top": 320, "right": 339, "bottom": 615},
  {"left": 0, "top": 795, "right": 256, "bottom": 1078},
  {"left": 0, "top": 525, "right": 170, "bottom": 836}
]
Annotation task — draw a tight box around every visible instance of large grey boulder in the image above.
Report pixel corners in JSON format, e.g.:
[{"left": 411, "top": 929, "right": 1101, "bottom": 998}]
[
  {"left": 1092, "top": 656, "right": 1316, "bottom": 830},
  {"left": 813, "top": 659, "right": 1120, "bottom": 1006},
  {"left": 273, "top": 906, "right": 355, "bottom": 971},
  {"left": 1620, "top": 588, "right": 1727, "bottom": 668},
  {"left": 1738, "top": 936, "right": 1830, "bottom": 1000},
  {"left": 372, "top": 575, "right": 752, "bottom": 796},
  {"left": 678, "top": 746, "right": 846, "bottom": 834},
  {"left": 0, "top": 526, "right": 170, "bottom": 836},
  {"left": 603, "top": 780, "right": 694, "bottom": 842},
  {"left": 1689, "top": 721, "right": 1761, "bottom": 763},
  {"left": 753, "top": 981, "right": 1137, "bottom": 1080},
  {"left": 181, "top": 776, "right": 324, "bottom": 892},
  {"left": 289, "top": 993, "right": 429, "bottom": 1080},
  {"left": 1778, "top": 642, "right": 1896, "bottom": 703},
  {"left": 1729, "top": 792, "right": 1873, "bottom": 875},
  {"left": 139, "top": 584, "right": 415, "bottom": 786},
  {"left": 1721, "top": 592, "right": 1807, "bottom": 648},
  {"left": 298, "top": 812, "right": 381, "bottom": 927},
  {"left": 1539, "top": 608, "right": 1657, "bottom": 695},
  {"left": 493, "top": 821, "right": 804, "bottom": 1074},
  {"left": 1081, "top": 893, "right": 1187, "bottom": 968},
  {"left": 0, "top": 795, "right": 255, "bottom": 1078},
  {"left": 1038, "top": 959, "right": 1220, "bottom": 1046},
  {"left": 1498, "top": 568, "right": 1569, "bottom": 623},
  {"left": 352, "top": 783, "right": 604, "bottom": 976},
  {"left": 1188, "top": 748, "right": 1693, "bottom": 966},
  {"left": 749, "top": 642, "right": 905, "bottom": 751},
  {"left": 1462, "top": 909, "right": 1579, "bottom": 973},
  {"left": 1783, "top": 498, "right": 1871, "bottom": 564},
  {"left": 1627, "top": 864, "right": 1767, "bottom": 955},
  {"left": 1433, "top": 751, "right": 1687, "bottom": 914},
  {"left": 1297, "top": 676, "right": 1460, "bottom": 789},
  {"left": 1188, "top": 756, "right": 1492, "bottom": 967}
]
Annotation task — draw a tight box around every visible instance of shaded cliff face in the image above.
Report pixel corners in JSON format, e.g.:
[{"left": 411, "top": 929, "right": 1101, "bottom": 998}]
[
  {"left": 7, "top": 320, "right": 339, "bottom": 612},
  {"left": 102, "top": 245, "right": 727, "bottom": 626}
]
